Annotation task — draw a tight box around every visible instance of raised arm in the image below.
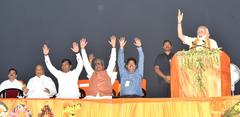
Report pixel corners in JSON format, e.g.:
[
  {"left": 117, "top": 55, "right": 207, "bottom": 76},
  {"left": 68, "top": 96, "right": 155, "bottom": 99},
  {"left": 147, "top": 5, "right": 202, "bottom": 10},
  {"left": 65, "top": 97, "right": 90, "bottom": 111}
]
[
  {"left": 88, "top": 54, "right": 95, "bottom": 65},
  {"left": 118, "top": 37, "right": 127, "bottom": 75},
  {"left": 134, "top": 38, "right": 144, "bottom": 77},
  {"left": 71, "top": 42, "right": 83, "bottom": 76},
  {"left": 177, "top": 9, "right": 186, "bottom": 42},
  {"left": 80, "top": 38, "right": 94, "bottom": 78},
  {"left": 42, "top": 44, "right": 61, "bottom": 78},
  {"left": 106, "top": 35, "right": 117, "bottom": 75}
]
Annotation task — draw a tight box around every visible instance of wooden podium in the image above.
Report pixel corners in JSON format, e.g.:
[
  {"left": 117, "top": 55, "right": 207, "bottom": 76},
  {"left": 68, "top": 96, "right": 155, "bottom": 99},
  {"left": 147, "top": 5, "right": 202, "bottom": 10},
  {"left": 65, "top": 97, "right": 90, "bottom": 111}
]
[{"left": 170, "top": 50, "right": 231, "bottom": 98}]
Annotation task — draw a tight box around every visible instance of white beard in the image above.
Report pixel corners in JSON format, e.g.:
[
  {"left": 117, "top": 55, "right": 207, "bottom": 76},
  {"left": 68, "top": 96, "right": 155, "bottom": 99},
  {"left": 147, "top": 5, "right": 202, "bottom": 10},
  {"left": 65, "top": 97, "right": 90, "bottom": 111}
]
[{"left": 198, "top": 35, "right": 206, "bottom": 39}]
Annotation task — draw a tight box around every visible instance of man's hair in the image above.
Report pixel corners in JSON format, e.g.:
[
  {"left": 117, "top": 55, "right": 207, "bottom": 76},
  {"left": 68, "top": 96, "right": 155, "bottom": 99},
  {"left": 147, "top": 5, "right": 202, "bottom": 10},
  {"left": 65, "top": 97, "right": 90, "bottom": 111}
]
[
  {"left": 91, "top": 58, "right": 105, "bottom": 69},
  {"left": 61, "top": 59, "right": 72, "bottom": 65},
  {"left": 162, "top": 40, "right": 172, "bottom": 46},
  {"left": 35, "top": 64, "right": 44, "bottom": 68},
  {"left": 8, "top": 68, "right": 17, "bottom": 75},
  {"left": 126, "top": 57, "right": 137, "bottom": 66},
  {"left": 197, "top": 25, "right": 210, "bottom": 35},
  {"left": 35, "top": 64, "right": 45, "bottom": 71}
]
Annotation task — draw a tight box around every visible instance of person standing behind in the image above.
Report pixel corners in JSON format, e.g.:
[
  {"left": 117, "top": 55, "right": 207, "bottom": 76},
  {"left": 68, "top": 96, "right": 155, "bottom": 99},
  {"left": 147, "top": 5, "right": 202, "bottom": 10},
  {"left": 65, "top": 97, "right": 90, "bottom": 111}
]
[
  {"left": 154, "top": 40, "right": 174, "bottom": 97},
  {"left": 24, "top": 64, "right": 57, "bottom": 98},
  {"left": 118, "top": 37, "right": 144, "bottom": 98},
  {"left": 42, "top": 42, "right": 83, "bottom": 99}
]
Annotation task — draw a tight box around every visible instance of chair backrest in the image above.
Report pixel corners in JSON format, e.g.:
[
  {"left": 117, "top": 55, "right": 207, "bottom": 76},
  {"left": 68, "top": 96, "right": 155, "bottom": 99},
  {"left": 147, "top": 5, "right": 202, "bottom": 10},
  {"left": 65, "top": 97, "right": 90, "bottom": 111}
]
[
  {"left": 0, "top": 88, "right": 23, "bottom": 98},
  {"left": 141, "top": 79, "right": 147, "bottom": 97}
]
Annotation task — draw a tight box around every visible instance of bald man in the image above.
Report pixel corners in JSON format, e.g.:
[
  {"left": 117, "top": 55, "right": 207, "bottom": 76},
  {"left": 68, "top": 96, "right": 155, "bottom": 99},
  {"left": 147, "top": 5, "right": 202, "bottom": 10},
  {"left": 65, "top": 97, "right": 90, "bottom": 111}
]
[{"left": 24, "top": 64, "right": 57, "bottom": 98}]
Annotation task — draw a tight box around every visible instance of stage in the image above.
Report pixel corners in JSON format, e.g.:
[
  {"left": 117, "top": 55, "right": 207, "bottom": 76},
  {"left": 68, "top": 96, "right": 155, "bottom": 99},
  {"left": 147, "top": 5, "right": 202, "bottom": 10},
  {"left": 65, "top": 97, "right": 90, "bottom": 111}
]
[{"left": 0, "top": 96, "right": 240, "bottom": 117}]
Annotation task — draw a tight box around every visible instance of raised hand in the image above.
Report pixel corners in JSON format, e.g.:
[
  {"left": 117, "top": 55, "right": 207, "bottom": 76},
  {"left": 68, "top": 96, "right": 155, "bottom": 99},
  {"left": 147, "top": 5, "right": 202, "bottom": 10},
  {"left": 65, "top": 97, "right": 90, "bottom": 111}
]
[
  {"left": 88, "top": 53, "right": 95, "bottom": 64},
  {"left": 80, "top": 38, "right": 88, "bottom": 49},
  {"left": 71, "top": 42, "right": 79, "bottom": 53},
  {"left": 177, "top": 9, "right": 183, "bottom": 24},
  {"left": 119, "top": 37, "right": 127, "bottom": 49},
  {"left": 42, "top": 44, "right": 50, "bottom": 55},
  {"left": 108, "top": 35, "right": 116, "bottom": 48},
  {"left": 133, "top": 37, "right": 142, "bottom": 47}
]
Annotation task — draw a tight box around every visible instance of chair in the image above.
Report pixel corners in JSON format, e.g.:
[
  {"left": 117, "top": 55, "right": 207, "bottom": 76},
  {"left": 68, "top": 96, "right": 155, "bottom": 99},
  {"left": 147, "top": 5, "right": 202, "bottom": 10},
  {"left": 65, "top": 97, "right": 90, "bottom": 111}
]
[{"left": 0, "top": 88, "right": 24, "bottom": 98}]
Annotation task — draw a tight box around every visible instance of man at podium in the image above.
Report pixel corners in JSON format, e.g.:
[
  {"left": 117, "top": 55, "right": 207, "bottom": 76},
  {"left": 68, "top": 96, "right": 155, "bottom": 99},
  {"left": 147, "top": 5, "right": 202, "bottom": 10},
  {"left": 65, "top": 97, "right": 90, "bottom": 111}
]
[
  {"left": 177, "top": 9, "right": 218, "bottom": 50},
  {"left": 171, "top": 10, "right": 231, "bottom": 98}
]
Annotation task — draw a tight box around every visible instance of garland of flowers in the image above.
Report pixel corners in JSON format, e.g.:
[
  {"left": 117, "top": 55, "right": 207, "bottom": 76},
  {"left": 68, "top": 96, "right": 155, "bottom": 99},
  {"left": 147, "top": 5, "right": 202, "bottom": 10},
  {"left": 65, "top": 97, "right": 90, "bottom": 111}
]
[{"left": 176, "top": 48, "right": 221, "bottom": 92}]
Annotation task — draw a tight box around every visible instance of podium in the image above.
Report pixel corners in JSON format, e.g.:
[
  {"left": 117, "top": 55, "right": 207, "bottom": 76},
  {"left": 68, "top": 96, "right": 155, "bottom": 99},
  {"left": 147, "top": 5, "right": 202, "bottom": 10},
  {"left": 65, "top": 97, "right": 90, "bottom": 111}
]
[{"left": 170, "top": 49, "right": 231, "bottom": 97}]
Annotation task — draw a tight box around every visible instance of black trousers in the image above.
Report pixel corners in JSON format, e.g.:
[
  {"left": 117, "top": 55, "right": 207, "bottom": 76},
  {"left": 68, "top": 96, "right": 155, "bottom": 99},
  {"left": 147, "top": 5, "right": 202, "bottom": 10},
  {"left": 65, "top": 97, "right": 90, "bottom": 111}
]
[{"left": 159, "top": 81, "right": 171, "bottom": 98}]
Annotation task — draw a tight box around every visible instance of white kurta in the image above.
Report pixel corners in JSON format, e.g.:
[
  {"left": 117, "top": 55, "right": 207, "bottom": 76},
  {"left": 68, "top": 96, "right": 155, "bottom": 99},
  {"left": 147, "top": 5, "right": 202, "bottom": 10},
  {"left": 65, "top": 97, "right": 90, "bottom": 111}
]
[
  {"left": 183, "top": 36, "right": 218, "bottom": 49},
  {"left": 0, "top": 79, "right": 23, "bottom": 92},
  {"left": 26, "top": 75, "right": 57, "bottom": 98},
  {"left": 45, "top": 53, "right": 83, "bottom": 99}
]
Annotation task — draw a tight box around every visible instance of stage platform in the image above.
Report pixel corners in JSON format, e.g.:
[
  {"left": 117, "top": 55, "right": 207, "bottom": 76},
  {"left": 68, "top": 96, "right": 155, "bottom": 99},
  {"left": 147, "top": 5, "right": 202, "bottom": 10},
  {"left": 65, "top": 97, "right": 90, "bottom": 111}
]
[{"left": 1, "top": 96, "right": 240, "bottom": 117}]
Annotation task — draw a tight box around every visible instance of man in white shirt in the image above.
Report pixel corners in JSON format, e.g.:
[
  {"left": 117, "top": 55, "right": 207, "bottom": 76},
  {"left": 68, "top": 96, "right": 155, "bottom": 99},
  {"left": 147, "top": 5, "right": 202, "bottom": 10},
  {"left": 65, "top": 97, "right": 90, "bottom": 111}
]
[
  {"left": 80, "top": 36, "right": 116, "bottom": 99},
  {"left": 177, "top": 9, "right": 218, "bottom": 50},
  {"left": 0, "top": 68, "right": 23, "bottom": 92},
  {"left": 24, "top": 64, "right": 57, "bottom": 98},
  {"left": 42, "top": 42, "right": 83, "bottom": 99}
]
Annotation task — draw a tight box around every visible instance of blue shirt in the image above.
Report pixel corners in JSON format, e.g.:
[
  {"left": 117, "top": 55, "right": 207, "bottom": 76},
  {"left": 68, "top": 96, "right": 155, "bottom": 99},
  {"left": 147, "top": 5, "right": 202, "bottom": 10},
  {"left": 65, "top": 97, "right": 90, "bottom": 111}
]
[{"left": 118, "top": 47, "right": 144, "bottom": 96}]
